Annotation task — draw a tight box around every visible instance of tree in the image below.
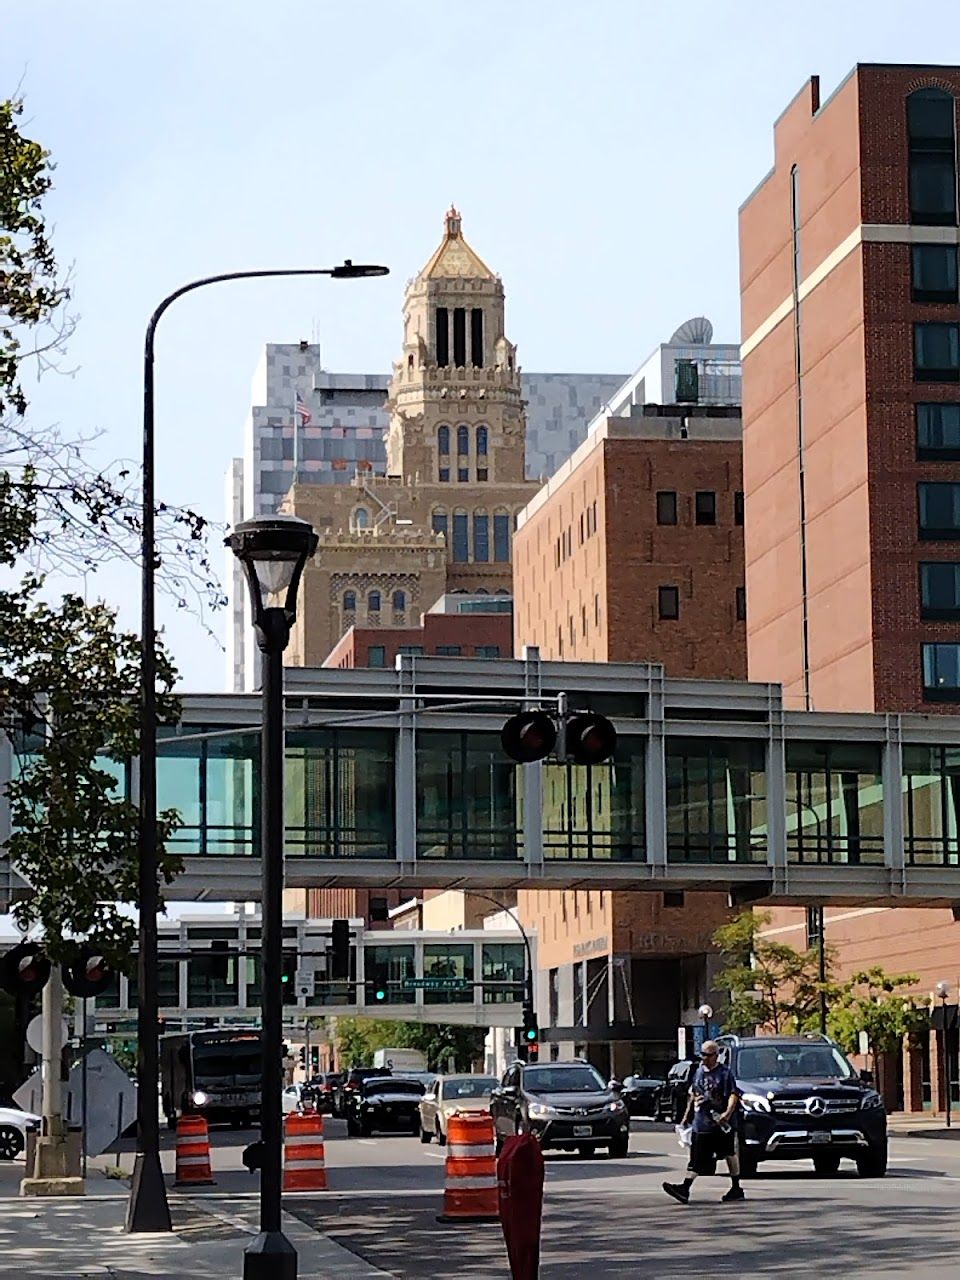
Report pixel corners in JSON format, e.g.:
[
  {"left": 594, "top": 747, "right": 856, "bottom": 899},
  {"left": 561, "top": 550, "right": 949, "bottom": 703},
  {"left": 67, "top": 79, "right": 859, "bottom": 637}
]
[
  {"left": 712, "top": 910, "right": 828, "bottom": 1034},
  {"left": 825, "top": 967, "right": 928, "bottom": 1058},
  {"left": 332, "top": 1017, "right": 485, "bottom": 1072}
]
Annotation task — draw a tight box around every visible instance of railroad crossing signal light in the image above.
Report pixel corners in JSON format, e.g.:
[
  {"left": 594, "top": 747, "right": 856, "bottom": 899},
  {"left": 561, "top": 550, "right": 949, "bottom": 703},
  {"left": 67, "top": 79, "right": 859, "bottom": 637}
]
[
  {"left": 564, "top": 713, "right": 617, "bottom": 766},
  {"left": 61, "top": 947, "right": 113, "bottom": 999},
  {"left": 501, "top": 711, "right": 557, "bottom": 764},
  {"left": 501, "top": 709, "right": 616, "bottom": 766},
  {"left": 1, "top": 942, "right": 51, "bottom": 996}
]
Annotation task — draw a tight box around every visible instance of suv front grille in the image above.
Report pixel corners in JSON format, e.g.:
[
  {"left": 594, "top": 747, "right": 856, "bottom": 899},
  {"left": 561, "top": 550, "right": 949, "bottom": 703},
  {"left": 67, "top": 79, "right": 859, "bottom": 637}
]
[
  {"left": 551, "top": 1104, "right": 609, "bottom": 1117},
  {"left": 772, "top": 1097, "right": 859, "bottom": 1115}
]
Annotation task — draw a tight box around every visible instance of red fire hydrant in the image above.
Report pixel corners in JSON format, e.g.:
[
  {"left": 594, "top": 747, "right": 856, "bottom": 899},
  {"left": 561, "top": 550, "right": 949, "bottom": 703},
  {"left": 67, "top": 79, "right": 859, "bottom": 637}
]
[{"left": 497, "top": 1133, "right": 545, "bottom": 1280}]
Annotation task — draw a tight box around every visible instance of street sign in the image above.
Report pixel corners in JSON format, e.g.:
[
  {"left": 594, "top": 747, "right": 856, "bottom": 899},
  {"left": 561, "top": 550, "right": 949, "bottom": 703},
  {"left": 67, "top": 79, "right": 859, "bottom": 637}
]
[
  {"left": 26, "top": 1014, "right": 69, "bottom": 1056},
  {"left": 295, "top": 971, "right": 315, "bottom": 999},
  {"left": 858, "top": 1030, "right": 870, "bottom": 1056},
  {"left": 14, "top": 1048, "right": 136, "bottom": 1156},
  {"left": 401, "top": 977, "right": 469, "bottom": 992}
]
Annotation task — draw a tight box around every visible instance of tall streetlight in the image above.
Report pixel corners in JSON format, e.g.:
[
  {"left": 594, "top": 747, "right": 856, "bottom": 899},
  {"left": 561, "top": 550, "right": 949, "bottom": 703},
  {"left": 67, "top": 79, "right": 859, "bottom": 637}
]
[
  {"left": 229, "top": 514, "right": 318, "bottom": 1280},
  {"left": 698, "top": 1003, "right": 714, "bottom": 1042},
  {"left": 936, "top": 980, "right": 952, "bottom": 1129},
  {"left": 127, "top": 261, "right": 388, "bottom": 1236}
]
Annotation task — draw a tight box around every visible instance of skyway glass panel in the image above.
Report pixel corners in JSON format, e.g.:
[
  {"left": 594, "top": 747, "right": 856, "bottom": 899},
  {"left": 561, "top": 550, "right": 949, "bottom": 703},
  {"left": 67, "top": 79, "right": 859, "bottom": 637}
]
[
  {"left": 285, "top": 729, "right": 394, "bottom": 857},
  {"left": 543, "top": 737, "right": 645, "bottom": 859},
  {"left": 785, "top": 743, "right": 883, "bottom": 865},
  {"left": 158, "top": 728, "right": 257, "bottom": 856},
  {"left": 482, "top": 942, "right": 525, "bottom": 1004},
  {"left": 666, "top": 738, "right": 766, "bottom": 863},
  {"left": 423, "top": 942, "right": 474, "bottom": 1005},
  {"left": 903, "top": 745, "right": 960, "bottom": 866},
  {"left": 366, "top": 945, "right": 416, "bottom": 1005},
  {"left": 417, "top": 731, "right": 520, "bottom": 859}
]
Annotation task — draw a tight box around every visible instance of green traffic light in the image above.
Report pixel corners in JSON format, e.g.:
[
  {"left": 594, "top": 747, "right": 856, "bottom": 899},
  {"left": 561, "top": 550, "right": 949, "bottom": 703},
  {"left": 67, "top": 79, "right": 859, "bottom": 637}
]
[
  {"left": 525, "top": 1028, "right": 537, "bottom": 1041},
  {"left": 376, "top": 989, "right": 386, "bottom": 1001}
]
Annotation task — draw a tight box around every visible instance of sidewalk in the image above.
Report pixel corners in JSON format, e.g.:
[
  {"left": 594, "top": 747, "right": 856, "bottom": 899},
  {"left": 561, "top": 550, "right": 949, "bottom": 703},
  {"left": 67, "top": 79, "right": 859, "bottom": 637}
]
[
  {"left": 0, "top": 1188, "right": 392, "bottom": 1279},
  {"left": 887, "top": 1111, "right": 960, "bottom": 1138}
]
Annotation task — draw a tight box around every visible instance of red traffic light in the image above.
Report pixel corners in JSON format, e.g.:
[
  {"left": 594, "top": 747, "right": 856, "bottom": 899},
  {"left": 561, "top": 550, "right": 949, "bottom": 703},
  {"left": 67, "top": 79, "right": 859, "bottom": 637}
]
[
  {"left": 1, "top": 942, "right": 51, "bottom": 996},
  {"left": 62, "top": 947, "right": 113, "bottom": 998},
  {"left": 501, "top": 711, "right": 557, "bottom": 764},
  {"left": 565, "top": 713, "right": 617, "bottom": 766}
]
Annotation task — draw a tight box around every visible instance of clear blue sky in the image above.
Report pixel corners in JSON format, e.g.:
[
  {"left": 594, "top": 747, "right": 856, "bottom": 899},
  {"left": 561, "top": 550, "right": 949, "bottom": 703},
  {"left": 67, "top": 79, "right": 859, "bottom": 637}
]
[{"left": 3, "top": 1, "right": 954, "bottom": 689}]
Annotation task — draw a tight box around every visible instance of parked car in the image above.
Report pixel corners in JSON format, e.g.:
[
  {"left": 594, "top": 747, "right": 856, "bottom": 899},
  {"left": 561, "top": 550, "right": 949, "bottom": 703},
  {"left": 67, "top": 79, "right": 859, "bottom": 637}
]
[
  {"left": 0, "top": 1105, "right": 41, "bottom": 1161},
  {"left": 621, "top": 1075, "right": 665, "bottom": 1117},
  {"left": 344, "top": 1076, "right": 423, "bottom": 1137},
  {"left": 717, "top": 1033, "right": 888, "bottom": 1178},
  {"left": 393, "top": 1072, "right": 434, "bottom": 1093},
  {"left": 490, "top": 1060, "right": 629, "bottom": 1158},
  {"left": 657, "top": 1059, "right": 697, "bottom": 1122},
  {"left": 335, "top": 1066, "right": 391, "bottom": 1116},
  {"left": 419, "top": 1074, "right": 499, "bottom": 1145},
  {"left": 281, "top": 1083, "right": 307, "bottom": 1115}
]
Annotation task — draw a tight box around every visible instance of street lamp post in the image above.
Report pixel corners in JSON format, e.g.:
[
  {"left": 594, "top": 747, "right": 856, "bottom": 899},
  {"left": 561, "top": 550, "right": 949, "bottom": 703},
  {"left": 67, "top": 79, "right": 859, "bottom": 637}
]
[
  {"left": 936, "top": 980, "right": 952, "bottom": 1129},
  {"left": 229, "top": 514, "right": 319, "bottom": 1280},
  {"left": 698, "top": 1003, "right": 713, "bottom": 1041},
  {"left": 127, "top": 261, "right": 387, "bottom": 1236}
]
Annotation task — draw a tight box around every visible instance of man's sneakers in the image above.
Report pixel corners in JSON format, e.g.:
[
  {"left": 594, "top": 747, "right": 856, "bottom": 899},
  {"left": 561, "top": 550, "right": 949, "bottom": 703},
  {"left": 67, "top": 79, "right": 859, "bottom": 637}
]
[
  {"left": 722, "top": 1185, "right": 746, "bottom": 1202},
  {"left": 662, "top": 1181, "right": 690, "bottom": 1204}
]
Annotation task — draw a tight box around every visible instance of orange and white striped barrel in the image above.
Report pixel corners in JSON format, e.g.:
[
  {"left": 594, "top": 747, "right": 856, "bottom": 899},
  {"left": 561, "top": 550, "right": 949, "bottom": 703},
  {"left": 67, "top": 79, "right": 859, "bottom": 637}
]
[
  {"left": 436, "top": 1112, "right": 499, "bottom": 1223},
  {"left": 282, "top": 1110, "right": 327, "bottom": 1192},
  {"left": 174, "top": 1113, "right": 215, "bottom": 1186}
]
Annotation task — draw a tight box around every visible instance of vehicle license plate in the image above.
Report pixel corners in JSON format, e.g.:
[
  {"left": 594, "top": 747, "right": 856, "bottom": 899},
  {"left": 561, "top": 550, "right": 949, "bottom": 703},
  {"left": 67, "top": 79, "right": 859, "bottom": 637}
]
[
  {"left": 810, "top": 1131, "right": 831, "bottom": 1144},
  {"left": 573, "top": 1125, "right": 592, "bottom": 1137}
]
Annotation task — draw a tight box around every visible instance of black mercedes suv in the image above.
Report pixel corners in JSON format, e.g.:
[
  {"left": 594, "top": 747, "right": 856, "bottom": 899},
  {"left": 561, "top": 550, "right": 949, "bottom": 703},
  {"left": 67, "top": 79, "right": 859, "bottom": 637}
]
[
  {"left": 716, "top": 1033, "right": 888, "bottom": 1177},
  {"left": 490, "top": 1060, "right": 630, "bottom": 1157}
]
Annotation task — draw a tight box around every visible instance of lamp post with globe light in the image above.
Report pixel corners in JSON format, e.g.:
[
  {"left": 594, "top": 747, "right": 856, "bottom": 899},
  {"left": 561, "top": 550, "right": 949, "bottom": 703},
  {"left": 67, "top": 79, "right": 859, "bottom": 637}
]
[{"left": 698, "top": 1003, "right": 714, "bottom": 1043}]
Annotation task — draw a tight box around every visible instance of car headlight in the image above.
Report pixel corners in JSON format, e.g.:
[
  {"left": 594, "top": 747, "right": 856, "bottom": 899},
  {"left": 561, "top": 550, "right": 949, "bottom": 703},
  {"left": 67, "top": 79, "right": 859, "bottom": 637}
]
[
  {"left": 191, "top": 1091, "right": 209, "bottom": 1106},
  {"left": 861, "top": 1091, "right": 884, "bottom": 1110},
  {"left": 528, "top": 1103, "right": 555, "bottom": 1119},
  {"left": 607, "top": 1100, "right": 626, "bottom": 1113},
  {"left": 740, "top": 1092, "right": 771, "bottom": 1113}
]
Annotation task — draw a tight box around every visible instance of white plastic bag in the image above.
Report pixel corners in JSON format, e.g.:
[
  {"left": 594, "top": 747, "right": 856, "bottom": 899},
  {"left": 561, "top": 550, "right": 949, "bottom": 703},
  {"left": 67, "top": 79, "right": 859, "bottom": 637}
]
[{"left": 675, "top": 1123, "right": 692, "bottom": 1149}]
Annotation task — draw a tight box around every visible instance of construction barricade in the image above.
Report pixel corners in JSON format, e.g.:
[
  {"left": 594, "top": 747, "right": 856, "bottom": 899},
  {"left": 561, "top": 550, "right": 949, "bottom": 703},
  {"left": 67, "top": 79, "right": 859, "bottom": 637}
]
[
  {"left": 437, "top": 1112, "right": 500, "bottom": 1224},
  {"left": 283, "top": 1109, "right": 328, "bottom": 1192},
  {"left": 174, "top": 1113, "right": 215, "bottom": 1186}
]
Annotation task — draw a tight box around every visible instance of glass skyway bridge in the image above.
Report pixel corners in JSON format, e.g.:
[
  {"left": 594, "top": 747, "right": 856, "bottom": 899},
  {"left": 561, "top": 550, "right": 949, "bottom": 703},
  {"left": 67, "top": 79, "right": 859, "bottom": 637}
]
[{"left": 4, "top": 653, "right": 960, "bottom": 906}]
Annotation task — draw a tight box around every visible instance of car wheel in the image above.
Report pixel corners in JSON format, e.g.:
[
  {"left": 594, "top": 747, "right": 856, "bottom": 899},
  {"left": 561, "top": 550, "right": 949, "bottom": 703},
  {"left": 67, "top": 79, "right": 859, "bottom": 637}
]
[
  {"left": 436, "top": 1120, "right": 447, "bottom": 1148},
  {"left": 608, "top": 1133, "right": 629, "bottom": 1159},
  {"left": 855, "top": 1143, "right": 888, "bottom": 1177},
  {"left": 420, "top": 1124, "right": 432, "bottom": 1144},
  {"left": 812, "top": 1152, "right": 842, "bottom": 1176},
  {"left": 0, "top": 1125, "right": 24, "bottom": 1161}
]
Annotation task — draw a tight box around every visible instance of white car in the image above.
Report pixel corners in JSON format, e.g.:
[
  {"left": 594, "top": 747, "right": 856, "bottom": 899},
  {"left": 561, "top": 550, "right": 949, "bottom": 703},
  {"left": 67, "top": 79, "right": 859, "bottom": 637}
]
[
  {"left": 281, "top": 1084, "right": 306, "bottom": 1115},
  {"left": 0, "top": 1106, "right": 41, "bottom": 1161},
  {"left": 419, "top": 1075, "right": 499, "bottom": 1146}
]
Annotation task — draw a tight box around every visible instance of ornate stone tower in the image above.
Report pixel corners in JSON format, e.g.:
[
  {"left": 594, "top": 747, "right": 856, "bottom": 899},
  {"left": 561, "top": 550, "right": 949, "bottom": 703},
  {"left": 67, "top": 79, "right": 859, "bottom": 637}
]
[{"left": 386, "top": 207, "right": 526, "bottom": 486}]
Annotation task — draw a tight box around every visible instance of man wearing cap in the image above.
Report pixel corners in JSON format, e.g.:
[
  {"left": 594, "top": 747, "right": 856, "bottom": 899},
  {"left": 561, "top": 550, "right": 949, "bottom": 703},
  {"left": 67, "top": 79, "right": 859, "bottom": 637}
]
[{"left": 663, "top": 1041, "right": 744, "bottom": 1204}]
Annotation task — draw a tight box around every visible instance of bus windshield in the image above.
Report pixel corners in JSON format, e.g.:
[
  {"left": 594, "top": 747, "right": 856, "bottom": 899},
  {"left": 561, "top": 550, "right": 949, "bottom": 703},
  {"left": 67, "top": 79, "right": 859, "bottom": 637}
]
[{"left": 193, "top": 1043, "right": 261, "bottom": 1085}]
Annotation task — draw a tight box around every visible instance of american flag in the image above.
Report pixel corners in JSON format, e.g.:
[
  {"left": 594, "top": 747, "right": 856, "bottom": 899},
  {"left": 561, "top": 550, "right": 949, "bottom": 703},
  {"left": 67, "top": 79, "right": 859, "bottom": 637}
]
[{"left": 295, "top": 391, "right": 312, "bottom": 427}]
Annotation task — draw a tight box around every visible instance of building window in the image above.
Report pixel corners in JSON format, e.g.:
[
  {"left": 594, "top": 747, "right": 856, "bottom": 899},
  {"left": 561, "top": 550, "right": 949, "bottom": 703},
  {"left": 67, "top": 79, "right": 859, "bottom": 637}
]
[
  {"left": 914, "top": 322, "right": 960, "bottom": 381},
  {"left": 457, "top": 468, "right": 469, "bottom": 482},
  {"left": 658, "top": 585, "right": 680, "bottom": 619},
  {"left": 368, "top": 590, "right": 381, "bottom": 613},
  {"left": 734, "top": 491, "right": 744, "bottom": 526},
  {"left": 435, "top": 645, "right": 462, "bottom": 656},
  {"left": 471, "top": 308, "right": 484, "bottom": 367},
  {"left": 439, "top": 468, "right": 450, "bottom": 482},
  {"left": 912, "top": 244, "right": 959, "bottom": 302},
  {"left": 594, "top": 594, "right": 600, "bottom": 625},
  {"left": 343, "top": 591, "right": 356, "bottom": 612},
  {"left": 397, "top": 645, "right": 423, "bottom": 656},
  {"left": 436, "top": 307, "right": 449, "bottom": 366},
  {"left": 453, "top": 308, "right": 467, "bottom": 368},
  {"left": 919, "top": 482, "right": 960, "bottom": 539},
  {"left": 368, "top": 645, "right": 386, "bottom": 668},
  {"left": 477, "top": 468, "right": 488, "bottom": 482},
  {"left": 494, "top": 512, "right": 510, "bottom": 562},
  {"left": 917, "top": 403, "right": 960, "bottom": 459},
  {"left": 352, "top": 507, "right": 370, "bottom": 530},
  {"left": 457, "top": 424, "right": 469, "bottom": 455},
  {"left": 432, "top": 509, "right": 448, "bottom": 539},
  {"left": 473, "top": 512, "right": 489, "bottom": 562},
  {"left": 923, "top": 642, "right": 960, "bottom": 699},
  {"left": 695, "top": 491, "right": 717, "bottom": 525},
  {"left": 907, "top": 88, "right": 958, "bottom": 226},
  {"left": 657, "top": 491, "right": 678, "bottom": 525},
  {"left": 476, "top": 425, "right": 488, "bottom": 456},
  {"left": 475, "top": 645, "right": 500, "bottom": 658},
  {"left": 438, "top": 425, "right": 450, "bottom": 455},
  {"left": 736, "top": 586, "right": 747, "bottom": 621},
  {"left": 921, "top": 562, "right": 960, "bottom": 619},
  {"left": 392, "top": 590, "right": 406, "bottom": 613},
  {"left": 452, "top": 511, "right": 469, "bottom": 562}
]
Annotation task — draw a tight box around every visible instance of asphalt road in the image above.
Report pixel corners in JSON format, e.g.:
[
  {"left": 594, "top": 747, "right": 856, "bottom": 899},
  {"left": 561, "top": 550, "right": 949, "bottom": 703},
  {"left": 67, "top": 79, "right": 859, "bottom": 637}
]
[{"left": 3, "top": 1120, "right": 960, "bottom": 1277}]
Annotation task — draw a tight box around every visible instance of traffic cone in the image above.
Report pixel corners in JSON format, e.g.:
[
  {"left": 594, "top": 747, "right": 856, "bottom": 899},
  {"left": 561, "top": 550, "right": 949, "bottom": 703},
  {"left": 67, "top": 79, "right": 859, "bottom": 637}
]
[
  {"left": 437, "top": 1113, "right": 499, "bottom": 1223},
  {"left": 174, "top": 1113, "right": 215, "bottom": 1186},
  {"left": 283, "top": 1110, "right": 328, "bottom": 1192}
]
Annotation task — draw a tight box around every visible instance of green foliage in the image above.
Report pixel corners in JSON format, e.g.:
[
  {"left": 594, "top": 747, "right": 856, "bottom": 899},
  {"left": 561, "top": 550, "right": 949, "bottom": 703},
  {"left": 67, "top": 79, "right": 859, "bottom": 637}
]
[
  {"left": 333, "top": 1017, "right": 486, "bottom": 1072},
  {"left": 712, "top": 910, "right": 828, "bottom": 1034},
  {"left": 825, "top": 967, "right": 928, "bottom": 1056}
]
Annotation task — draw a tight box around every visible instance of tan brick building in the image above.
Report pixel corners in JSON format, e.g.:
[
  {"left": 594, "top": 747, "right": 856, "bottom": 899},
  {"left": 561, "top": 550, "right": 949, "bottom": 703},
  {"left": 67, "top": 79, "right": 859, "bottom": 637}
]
[
  {"left": 740, "top": 64, "right": 960, "bottom": 1109},
  {"left": 284, "top": 208, "right": 539, "bottom": 668}
]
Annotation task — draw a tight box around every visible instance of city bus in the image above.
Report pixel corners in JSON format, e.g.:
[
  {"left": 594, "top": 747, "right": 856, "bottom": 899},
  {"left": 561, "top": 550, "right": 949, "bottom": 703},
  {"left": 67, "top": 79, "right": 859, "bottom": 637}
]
[{"left": 160, "top": 1027, "right": 262, "bottom": 1129}]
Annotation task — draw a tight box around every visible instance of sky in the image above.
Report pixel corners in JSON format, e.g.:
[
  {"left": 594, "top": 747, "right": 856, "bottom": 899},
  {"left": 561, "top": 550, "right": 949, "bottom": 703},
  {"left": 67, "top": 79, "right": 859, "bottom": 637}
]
[{"left": 3, "top": 0, "right": 957, "bottom": 690}]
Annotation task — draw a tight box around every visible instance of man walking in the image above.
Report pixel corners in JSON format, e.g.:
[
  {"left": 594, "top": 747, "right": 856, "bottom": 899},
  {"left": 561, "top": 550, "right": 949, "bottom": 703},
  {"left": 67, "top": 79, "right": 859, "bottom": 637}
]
[{"left": 663, "top": 1041, "right": 744, "bottom": 1204}]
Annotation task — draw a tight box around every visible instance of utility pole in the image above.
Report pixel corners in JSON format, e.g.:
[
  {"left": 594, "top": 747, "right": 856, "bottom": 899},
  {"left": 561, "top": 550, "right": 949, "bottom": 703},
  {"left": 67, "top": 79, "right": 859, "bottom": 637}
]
[{"left": 21, "top": 966, "right": 84, "bottom": 1196}]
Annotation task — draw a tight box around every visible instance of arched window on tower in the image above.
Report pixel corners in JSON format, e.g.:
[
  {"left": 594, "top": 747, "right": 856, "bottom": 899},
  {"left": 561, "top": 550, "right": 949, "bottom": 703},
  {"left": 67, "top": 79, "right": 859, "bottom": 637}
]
[
  {"left": 352, "top": 507, "right": 370, "bottom": 530},
  {"left": 473, "top": 510, "right": 489, "bottom": 562},
  {"left": 457, "top": 424, "right": 469, "bottom": 455},
  {"left": 494, "top": 509, "right": 511, "bottom": 562},
  {"left": 432, "top": 508, "right": 448, "bottom": 539},
  {"left": 438, "top": 425, "right": 450, "bottom": 454},
  {"left": 392, "top": 590, "right": 406, "bottom": 615},
  {"left": 452, "top": 510, "right": 469, "bottom": 562},
  {"left": 907, "top": 88, "right": 957, "bottom": 225},
  {"left": 368, "top": 590, "right": 381, "bottom": 613},
  {"left": 343, "top": 591, "right": 356, "bottom": 612},
  {"left": 476, "top": 425, "right": 488, "bottom": 456}
]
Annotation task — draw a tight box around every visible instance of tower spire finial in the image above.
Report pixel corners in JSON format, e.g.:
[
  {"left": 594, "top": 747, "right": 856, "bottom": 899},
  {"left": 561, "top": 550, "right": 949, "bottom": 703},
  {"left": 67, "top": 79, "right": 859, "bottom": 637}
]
[{"left": 445, "top": 205, "right": 462, "bottom": 238}]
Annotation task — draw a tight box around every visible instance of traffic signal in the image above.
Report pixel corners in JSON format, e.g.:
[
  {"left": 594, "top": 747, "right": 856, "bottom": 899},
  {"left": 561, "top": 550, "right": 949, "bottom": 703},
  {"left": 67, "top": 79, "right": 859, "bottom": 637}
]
[
  {"left": 61, "top": 947, "right": 113, "bottom": 999},
  {"left": 522, "top": 1004, "right": 538, "bottom": 1044},
  {"left": 331, "top": 919, "right": 350, "bottom": 980},
  {"left": 1, "top": 942, "right": 51, "bottom": 997},
  {"left": 564, "top": 713, "right": 617, "bottom": 766},
  {"left": 501, "top": 710, "right": 557, "bottom": 763},
  {"left": 281, "top": 952, "right": 297, "bottom": 1004},
  {"left": 298, "top": 1047, "right": 306, "bottom": 1068}
]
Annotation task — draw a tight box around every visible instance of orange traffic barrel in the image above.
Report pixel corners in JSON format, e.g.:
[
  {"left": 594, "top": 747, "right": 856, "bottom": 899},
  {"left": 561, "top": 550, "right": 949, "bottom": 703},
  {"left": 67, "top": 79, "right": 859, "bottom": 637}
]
[
  {"left": 174, "top": 1113, "right": 215, "bottom": 1186},
  {"left": 283, "top": 1110, "right": 328, "bottom": 1192},
  {"left": 437, "top": 1112, "right": 499, "bottom": 1223}
]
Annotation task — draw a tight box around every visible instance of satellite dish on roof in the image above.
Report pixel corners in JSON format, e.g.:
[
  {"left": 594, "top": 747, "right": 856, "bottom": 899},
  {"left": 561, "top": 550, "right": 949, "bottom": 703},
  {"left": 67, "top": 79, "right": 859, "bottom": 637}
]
[{"left": 671, "top": 317, "right": 713, "bottom": 345}]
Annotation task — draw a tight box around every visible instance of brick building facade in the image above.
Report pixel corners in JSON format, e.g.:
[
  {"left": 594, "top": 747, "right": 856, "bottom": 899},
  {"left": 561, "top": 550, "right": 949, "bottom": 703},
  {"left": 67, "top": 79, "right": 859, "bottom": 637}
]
[{"left": 323, "top": 605, "right": 513, "bottom": 669}]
